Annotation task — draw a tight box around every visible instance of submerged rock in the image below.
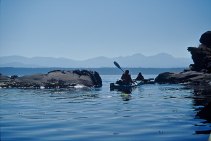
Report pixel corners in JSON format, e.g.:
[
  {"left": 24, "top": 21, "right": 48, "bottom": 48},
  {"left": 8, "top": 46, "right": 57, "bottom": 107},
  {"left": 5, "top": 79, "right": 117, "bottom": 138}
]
[{"left": 0, "top": 70, "right": 102, "bottom": 88}]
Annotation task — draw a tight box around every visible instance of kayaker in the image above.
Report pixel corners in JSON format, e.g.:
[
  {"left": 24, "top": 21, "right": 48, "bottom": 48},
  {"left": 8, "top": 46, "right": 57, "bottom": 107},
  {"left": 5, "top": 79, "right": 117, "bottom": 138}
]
[
  {"left": 121, "top": 70, "right": 133, "bottom": 85},
  {"left": 135, "top": 72, "right": 144, "bottom": 81}
]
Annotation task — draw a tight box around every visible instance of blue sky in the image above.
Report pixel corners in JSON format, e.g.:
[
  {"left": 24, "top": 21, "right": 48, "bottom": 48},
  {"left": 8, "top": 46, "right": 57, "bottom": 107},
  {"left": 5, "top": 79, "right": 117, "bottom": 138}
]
[{"left": 0, "top": 0, "right": 211, "bottom": 60}]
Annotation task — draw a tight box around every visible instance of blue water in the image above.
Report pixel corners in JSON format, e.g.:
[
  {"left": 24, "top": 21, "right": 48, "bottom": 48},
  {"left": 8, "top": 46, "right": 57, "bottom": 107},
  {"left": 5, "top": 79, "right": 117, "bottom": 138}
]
[{"left": 0, "top": 75, "right": 211, "bottom": 141}]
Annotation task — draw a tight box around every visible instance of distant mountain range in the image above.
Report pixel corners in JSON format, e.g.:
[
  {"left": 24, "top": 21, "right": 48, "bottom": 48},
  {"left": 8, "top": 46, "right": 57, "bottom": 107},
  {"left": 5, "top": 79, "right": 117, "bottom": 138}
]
[{"left": 0, "top": 53, "right": 192, "bottom": 68}]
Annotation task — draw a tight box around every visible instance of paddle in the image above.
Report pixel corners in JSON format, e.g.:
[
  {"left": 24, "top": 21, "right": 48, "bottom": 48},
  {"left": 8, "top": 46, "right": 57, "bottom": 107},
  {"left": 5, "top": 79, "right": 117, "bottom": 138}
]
[{"left": 114, "top": 61, "right": 124, "bottom": 72}]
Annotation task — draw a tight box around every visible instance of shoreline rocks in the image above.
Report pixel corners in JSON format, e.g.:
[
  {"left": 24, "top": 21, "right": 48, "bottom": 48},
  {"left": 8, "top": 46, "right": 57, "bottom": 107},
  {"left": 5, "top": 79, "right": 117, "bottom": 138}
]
[
  {"left": 0, "top": 70, "right": 102, "bottom": 89},
  {"left": 155, "top": 71, "right": 211, "bottom": 86},
  {"left": 155, "top": 31, "right": 211, "bottom": 87}
]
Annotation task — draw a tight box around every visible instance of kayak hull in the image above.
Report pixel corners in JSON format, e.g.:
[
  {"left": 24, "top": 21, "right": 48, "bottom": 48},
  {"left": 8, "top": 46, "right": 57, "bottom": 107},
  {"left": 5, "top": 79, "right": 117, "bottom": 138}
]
[{"left": 110, "top": 82, "right": 140, "bottom": 93}]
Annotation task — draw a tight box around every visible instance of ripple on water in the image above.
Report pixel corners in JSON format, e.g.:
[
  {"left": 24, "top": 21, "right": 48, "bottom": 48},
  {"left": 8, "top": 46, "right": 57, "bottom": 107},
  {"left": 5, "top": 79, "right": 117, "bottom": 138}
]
[{"left": 0, "top": 78, "right": 211, "bottom": 141}]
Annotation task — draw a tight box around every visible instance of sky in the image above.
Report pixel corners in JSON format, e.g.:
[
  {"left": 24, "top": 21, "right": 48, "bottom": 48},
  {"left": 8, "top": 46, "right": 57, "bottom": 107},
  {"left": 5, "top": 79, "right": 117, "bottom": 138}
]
[{"left": 0, "top": 0, "right": 211, "bottom": 60}]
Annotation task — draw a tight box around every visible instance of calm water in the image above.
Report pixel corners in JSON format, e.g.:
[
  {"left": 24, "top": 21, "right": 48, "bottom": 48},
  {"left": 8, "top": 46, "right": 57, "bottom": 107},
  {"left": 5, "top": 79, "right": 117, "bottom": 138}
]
[{"left": 0, "top": 75, "right": 211, "bottom": 141}]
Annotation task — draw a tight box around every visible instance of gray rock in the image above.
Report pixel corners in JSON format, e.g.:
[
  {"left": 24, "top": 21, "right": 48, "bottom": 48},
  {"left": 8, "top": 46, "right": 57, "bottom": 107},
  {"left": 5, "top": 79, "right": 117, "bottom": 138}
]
[
  {"left": 154, "top": 72, "right": 176, "bottom": 83},
  {"left": 155, "top": 71, "right": 211, "bottom": 86},
  {"left": 0, "top": 73, "right": 10, "bottom": 82},
  {"left": 0, "top": 70, "right": 102, "bottom": 88}
]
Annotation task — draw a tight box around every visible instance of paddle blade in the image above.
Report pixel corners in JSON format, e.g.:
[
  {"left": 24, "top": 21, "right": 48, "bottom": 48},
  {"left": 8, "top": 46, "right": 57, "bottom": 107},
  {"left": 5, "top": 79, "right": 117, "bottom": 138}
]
[{"left": 114, "top": 61, "right": 124, "bottom": 72}]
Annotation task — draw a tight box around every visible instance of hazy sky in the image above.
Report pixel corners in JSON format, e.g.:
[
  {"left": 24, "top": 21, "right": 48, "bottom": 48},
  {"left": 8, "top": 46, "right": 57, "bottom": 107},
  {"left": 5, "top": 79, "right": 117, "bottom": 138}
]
[{"left": 0, "top": 0, "right": 211, "bottom": 60}]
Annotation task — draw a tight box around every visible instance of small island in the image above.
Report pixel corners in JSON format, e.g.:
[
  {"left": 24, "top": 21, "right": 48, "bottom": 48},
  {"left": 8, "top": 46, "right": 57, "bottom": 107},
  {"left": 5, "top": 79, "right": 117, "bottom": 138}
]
[{"left": 0, "top": 70, "right": 102, "bottom": 88}]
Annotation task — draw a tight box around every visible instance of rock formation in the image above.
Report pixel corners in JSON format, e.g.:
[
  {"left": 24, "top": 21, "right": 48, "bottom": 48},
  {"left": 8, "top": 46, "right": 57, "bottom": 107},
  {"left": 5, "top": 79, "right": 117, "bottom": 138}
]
[
  {"left": 187, "top": 31, "right": 211, "bottom": 73},
  {"left": 0, "top": 70, "right": 102, "bottom": 88},
  {"left": 155, "top": 71, "right": 211, "bottom": 85},
  {"left": 155, "top": 31, "right": 211, "bottom": 86},
  {"left": 188, "top": 45, "right": 211, "bottom": 72}
]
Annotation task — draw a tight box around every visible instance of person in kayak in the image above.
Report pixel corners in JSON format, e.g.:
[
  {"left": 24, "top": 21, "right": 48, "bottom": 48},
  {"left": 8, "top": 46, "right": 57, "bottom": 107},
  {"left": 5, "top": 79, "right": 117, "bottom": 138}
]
[
  {"left": 135, "top": 72, "right": 144, "bottom": 81},
  {"left": 121, "top": 70, "right": 133, "bottom": 85}
]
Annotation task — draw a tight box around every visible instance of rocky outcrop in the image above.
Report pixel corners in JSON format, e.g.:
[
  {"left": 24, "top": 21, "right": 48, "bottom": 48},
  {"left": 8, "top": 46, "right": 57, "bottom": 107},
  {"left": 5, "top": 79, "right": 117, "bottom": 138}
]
[
  {"left": 188, "top": 31, "right": 211, "bottom": 72},
  {"left": 155, "top": 31, "right": 211, "bottom": 86},
  {"left": 0, "top": 70, "right": 102, "bottom": 88},
  {"left": 155, "top": 71, "right": 211, "bottom": 86},
  {"left": 188, "top": 46, "right": 211, "bottom": 72}
]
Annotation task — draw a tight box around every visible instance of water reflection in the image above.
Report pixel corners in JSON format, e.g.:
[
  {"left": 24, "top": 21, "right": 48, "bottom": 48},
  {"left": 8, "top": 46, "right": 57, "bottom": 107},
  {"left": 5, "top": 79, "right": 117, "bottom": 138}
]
[
  {"left": 189, "top": 86, "right": 211, "bottom": 134},
  {"left": 191, "top": 87, "right": 211, "bottom": 122},
  {"left": 110, "top": 87, "right": 133, "bottom": 101},
  {"left": 154, "top": 84, "right": 211, "bottom": 135},
  {"left": 47, "top": 88, "right": 100, "bottom": 103},
  {"left": 120, "top": 93, "right": 132, "bottom": 101}
]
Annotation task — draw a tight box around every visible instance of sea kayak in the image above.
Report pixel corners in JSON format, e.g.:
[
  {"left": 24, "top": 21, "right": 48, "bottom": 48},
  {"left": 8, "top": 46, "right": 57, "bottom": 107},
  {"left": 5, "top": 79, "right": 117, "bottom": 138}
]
[{"left": 110, "top": 82, "right": 142, "bottom": 92}]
